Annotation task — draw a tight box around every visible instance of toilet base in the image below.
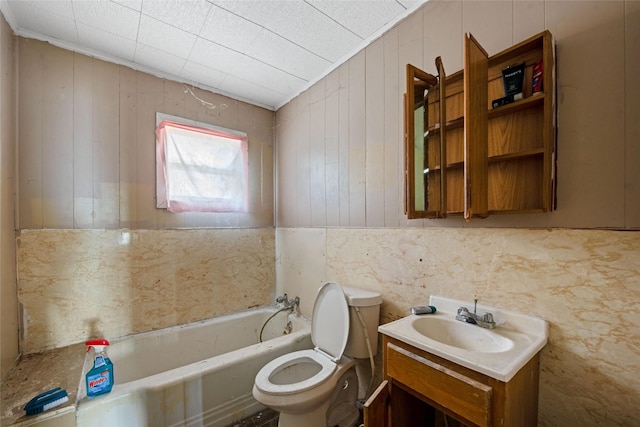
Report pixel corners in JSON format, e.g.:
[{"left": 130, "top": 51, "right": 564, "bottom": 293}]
[
  {"left": 277, "top": 400, "right": 330, "bottom": 427},
  {"left": 276, "top": 367, "right": 360, "bottom": 427}
]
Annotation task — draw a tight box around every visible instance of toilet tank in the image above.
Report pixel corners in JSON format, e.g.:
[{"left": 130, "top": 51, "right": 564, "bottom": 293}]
[{"left": 342, "top": 286, "right": 382, "bottom": 359}]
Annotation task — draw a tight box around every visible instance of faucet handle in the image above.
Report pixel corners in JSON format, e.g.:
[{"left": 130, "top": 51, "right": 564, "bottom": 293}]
[
  {"left": 276, "top": 293, "right": 289, "bottom": 305},
  {"left": 457, "top": 306, "right": 469, "bottom": 316},
  {"left": 482, "top": 312, "right": 494, "bottom": 323}
]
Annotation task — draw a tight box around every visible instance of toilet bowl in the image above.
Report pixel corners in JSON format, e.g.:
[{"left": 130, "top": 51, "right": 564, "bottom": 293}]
[
  {"left": 253, "top": 350, "right": 355, "bottom": 414},
  {"left": 253, "top": 282, "right": 381, "bottom": 427}
]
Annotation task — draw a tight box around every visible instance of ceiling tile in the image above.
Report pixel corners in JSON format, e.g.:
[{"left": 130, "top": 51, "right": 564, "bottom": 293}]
[
  {"left": 141, "top": 0, "right": 211, "bottom": 34},
  {"left": 6, "top": 2, "right": 78, "bottom": 44},
  {"left": 190, "top": 38, "right": 306, "bottom": 96},
  {"left": 7, "top": 0, "right": 74, "bottom": 17},
  {"left": 198, "top": 4, "right": 263, "bottom": 52},
  {"left": 226, "top": 55, "right": 307, "bottom": 96},
  {"left": 181, "top": 61, "right": 227, "bottom": 88},
  {"left": 76, "top": 22, "right": 136, "bottom": 61},
  {"left": 2, "top": 0, "right": 425, "bottom": 109},
  {"left": 137, "top": 15, "right": 197, "bottom": 59},
  {"left": 188, "top": 37, "right": 247, "bottom": 72},
  {"left": 211, "top": 0, "right": 363, "bottom": 61},
  {"left": 311, "top": 1, "right": 407, "bottom": 38},
  {"left": 218, "top": 73, "right": 288, "bottom": 109},
  {"left": 72, "top": 0, "right": 140, "bottom": 40},
  {"left": 134, "top": 43, "right": 186, "bottom": 75},
  {"left": 112, "top": 0, "right": 142, "bottom": 12},
  {"left": 245, "top": 28, "right": 330, "bottom": 81}
]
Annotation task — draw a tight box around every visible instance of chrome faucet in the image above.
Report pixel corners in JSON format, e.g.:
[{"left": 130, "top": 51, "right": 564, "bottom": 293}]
[
  {"left": 276, "top": 293, "right": 300, "bottom": 312},
  {"left": 455, "top": 299, "right": 496, "bottom": 329}
]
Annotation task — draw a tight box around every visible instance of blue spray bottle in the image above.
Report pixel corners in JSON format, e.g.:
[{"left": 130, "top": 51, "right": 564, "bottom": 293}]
[{"left": 85, "top": 339, "right": 114, "bottom": 398}]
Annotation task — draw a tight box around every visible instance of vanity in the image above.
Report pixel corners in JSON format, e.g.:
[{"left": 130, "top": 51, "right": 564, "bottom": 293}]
[{"left": 364, "top": 296, "right": 548, "bottom": 427}]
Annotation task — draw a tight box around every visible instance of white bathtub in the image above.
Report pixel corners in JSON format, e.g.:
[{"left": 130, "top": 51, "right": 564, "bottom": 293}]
[{"left": 76, "top": 306, "right": 312, "bottom": 427}]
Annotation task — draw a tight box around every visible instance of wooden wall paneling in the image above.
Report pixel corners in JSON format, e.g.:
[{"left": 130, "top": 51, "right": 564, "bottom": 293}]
[
  {"left": 118, "top": 66, "right": 138, "bottom": 229},
  {"left": 365, "top": 38, "right": 386, "bottom": 227},
  {"left": 73, "top": 53, "right": 94, "bottom": 229},
  {"left": 0, "top": 14, "right": 18, "bottom": 376},
  {"left": 92, "top": 60, "right": 120, "bottom": 228},
  {"left": 423, "top": 0, "right": 463, "bottom": 74},
  {"left": 239, "top": 102, "right": 266, "bottom": 228},
  {"left": 42, "top": 45, "right": 73, "bottom": 228},
  {"left": 309, "top": 78, "right": 327, "bottom": 227},
  {"left": 244, "top": 102, "right": 275, "bottom": 228},
  {"left": 296, "top": 90, "right": 312, "bottom": 226},
  {"left": 18, "top": 39, "right": 43, "bottom": 229},
  {"left": 513, "top": 1, "right": 545, "bottom": 44},
  {"left": 324, "top": 69, "right": 341, "bottom": 226},
  {"left": 625, "top": 0, "right": 640, "bottom": 228},
  {"left": 135, "top": 72, "right": 164, "bottom": 229},
  {"left": 275, "top": 100, "right": 297, "bottom": 227},
  {"left": 159, "top": 80, "right": 186, "bottom": 229},
  {"left": 258, "top": 136, "right": 274, "bottom": 227},
  {"left": 197, "top": 88, "right": 238, "bottom": 132},
  {"left": 546, "top": 1, "right": 625, "bottom": 228},
  {"left": 162, "top": 79, "right": 186, "bottom": 118},
  {"left": 348, "top": 51, "right": 366, "bottom": 227},
  {"left": 397, "top": 7, "right": 424, "bottom": 227},
  {"left": 382, "top": 27, "right": 401, "bottom": 227},
  {"left": 337, "top": 65, "right": 350, "bottom": 227},
  {"left": 462, "top": 1, "right": 513, "bottom": 56},
  {"left": 398, "top": 5, "right": 424, "bottom": 70}
]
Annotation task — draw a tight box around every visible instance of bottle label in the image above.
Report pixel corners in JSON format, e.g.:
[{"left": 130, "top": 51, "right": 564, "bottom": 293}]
[{"left": 87, "top": 369, "right": 111, "bottom": 394}]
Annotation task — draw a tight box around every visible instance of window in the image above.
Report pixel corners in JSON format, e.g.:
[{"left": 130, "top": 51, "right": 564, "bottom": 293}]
[{"left": 156, "top": 115, "right": 248, "bottom": 213}]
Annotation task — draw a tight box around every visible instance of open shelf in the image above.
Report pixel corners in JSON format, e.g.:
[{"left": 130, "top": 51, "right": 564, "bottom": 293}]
[{"left": 405, "top": 30, "right": 555, "bottom": 220}]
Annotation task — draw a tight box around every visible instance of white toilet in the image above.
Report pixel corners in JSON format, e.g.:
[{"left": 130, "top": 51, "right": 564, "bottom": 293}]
[{"left": 253, "top": 282, "right": 382, "bottom": 427}]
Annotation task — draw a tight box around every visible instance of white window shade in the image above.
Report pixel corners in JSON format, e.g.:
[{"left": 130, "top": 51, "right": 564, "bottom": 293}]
[{"left": 156, "top": 120, "right": 248, "bottom": 213}]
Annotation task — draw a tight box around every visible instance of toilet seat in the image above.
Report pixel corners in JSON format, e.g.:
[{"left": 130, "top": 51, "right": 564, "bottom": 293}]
[
  {"left": 254, "top": 349, "right": 336, "bottom": 395},
  {"left": 254, "top": 282, "right": 350, "bottom": 396},
  {"left": 311, "top": 282, "right": 350, "bottom": 362}
]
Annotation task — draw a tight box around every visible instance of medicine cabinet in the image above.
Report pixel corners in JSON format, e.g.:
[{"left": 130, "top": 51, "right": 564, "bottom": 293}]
[{"left": 404, "top": 31, "right": 556, "bottom": 220}]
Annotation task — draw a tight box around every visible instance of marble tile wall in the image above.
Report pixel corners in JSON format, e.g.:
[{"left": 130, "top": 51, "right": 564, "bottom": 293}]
[
  {"left": 17, "top": 228, "right": 275, "bottom": 354},
  {"left": 276, "top": 227, "right": 640, "bottom": 426}
]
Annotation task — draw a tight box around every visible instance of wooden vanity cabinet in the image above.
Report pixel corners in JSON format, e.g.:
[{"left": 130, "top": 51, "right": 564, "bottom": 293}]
[
  {"left": 364, "top": 335, "right": 541, "bottom": 427},
  {"left": 407, "top": 30, "right": 556, "bottom": 220}
]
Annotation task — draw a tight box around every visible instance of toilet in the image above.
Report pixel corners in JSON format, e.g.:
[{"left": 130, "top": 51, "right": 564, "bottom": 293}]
[{"left": 253, "top": 282, "right": 382, "bottom": 427}]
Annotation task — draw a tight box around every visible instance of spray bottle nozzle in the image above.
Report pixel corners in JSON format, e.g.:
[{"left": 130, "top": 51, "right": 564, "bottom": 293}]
[{"left": 85, "top": 339, "right": 110, "bottom": 353}]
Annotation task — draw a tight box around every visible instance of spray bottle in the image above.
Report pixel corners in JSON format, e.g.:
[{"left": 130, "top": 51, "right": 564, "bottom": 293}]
[{"left": 85, "top": 339, "right": 114, "bottom": 398}]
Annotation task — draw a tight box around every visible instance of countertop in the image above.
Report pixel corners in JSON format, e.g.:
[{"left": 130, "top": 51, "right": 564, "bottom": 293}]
[{"left": 1, "top": 343, "right": 85, "bottom": 426}]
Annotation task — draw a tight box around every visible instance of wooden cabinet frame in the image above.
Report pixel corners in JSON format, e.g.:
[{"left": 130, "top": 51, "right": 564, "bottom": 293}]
[
  {"left": 404, "top": 31, "right": 556, "bottom": 220},
  {"left": 364, "top": 336, "right": 542, "bottom": 427}
]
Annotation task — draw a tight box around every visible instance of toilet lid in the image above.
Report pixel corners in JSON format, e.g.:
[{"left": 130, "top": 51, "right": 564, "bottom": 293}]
[{"left": 312, "top": 282, "right": 349, "bottom": 361}]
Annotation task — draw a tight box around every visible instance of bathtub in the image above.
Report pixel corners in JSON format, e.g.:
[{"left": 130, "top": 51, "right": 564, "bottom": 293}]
[{"left": 76, "top": 306, "right": 312, "bottom": 427}]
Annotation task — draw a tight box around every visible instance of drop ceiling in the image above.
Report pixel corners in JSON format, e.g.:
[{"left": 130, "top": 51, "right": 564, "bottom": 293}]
[{"left": 0, "top": 0, "right": 425, "bottom": 110}]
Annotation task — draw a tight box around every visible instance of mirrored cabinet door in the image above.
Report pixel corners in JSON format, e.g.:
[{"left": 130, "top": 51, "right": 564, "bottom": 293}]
[{"left": 404, "top": 64, "right": 442, "bottom": 219}]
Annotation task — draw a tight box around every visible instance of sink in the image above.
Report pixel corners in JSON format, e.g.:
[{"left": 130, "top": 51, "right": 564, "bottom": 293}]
[
  {"left": 411, "top": 316, "right": 513, "bottom": 353},
  {"left": 378, "top": 296, "right": 548, "bottom": 382}
]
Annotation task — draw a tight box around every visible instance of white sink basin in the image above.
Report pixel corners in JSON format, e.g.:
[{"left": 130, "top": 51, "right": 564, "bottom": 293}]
[
  {"left": 411, "top": 316, "right": 514, "bottom": 353},
  {"left": 378, "top": 296, "right": 548, "bottom": 382}
]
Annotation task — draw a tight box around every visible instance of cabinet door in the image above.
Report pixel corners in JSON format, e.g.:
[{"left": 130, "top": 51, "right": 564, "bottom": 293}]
[
  {"left": 405, "top": 64, "right": 440, "bottom": 218},
  {"left": 364, "top": 380, "right": 389, "bottom": 427},
  {"left": 463, "top": 33, "right": 489, "bottom": 220},
  {"left": 386, "top": 343, "right": 492, "bottom": 427},
  {"left": 436, "top": 57, "right": 448, "bottom": 218}
]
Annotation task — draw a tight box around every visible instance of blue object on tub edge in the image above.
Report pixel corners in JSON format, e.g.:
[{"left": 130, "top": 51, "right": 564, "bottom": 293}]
[{"left": 24, "top": 387, "right": 69, "bottom": 416}]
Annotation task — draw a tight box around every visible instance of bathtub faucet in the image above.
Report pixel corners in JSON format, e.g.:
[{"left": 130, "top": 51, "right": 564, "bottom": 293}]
[{"left": 276, "top": 293, "right": 300, "bottom": 311}]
